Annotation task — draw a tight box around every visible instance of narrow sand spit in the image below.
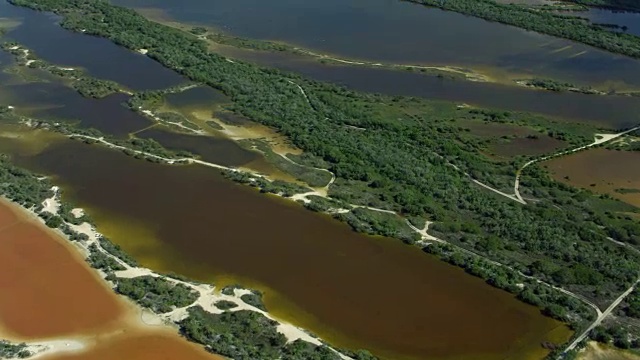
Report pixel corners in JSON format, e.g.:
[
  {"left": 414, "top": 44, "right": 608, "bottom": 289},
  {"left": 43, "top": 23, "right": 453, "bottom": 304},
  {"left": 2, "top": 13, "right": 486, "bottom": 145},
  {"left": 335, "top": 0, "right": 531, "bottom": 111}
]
[
  {"left": 23, "top": 186, "right": 354, "bottom": 359},
  {"left": 26, "top": 339, "right": 86, "bottom": 359}
]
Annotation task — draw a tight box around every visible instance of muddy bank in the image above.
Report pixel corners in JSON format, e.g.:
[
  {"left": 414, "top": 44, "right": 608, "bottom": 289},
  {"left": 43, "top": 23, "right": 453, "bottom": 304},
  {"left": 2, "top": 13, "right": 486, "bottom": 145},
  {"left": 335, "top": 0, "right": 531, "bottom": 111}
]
[{"left": 42, "top": 331, "right": 223, "bottom": 360}]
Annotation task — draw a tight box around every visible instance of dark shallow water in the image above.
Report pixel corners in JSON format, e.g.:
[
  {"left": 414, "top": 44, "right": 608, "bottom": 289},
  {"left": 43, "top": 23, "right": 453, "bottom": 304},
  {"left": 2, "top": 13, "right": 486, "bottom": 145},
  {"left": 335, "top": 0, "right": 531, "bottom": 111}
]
[
  {"left": 579, "top": 8, "right": 640, "bottom": 37},
  {"left": 137, "top": 127, "right": 260, "bottom": 166},
  {"left": 7, "top": 139, "right": 571, "bottom": 360},
  {"left": 113, "top": 0, "right": 640, "bottom": 88},
  {"left": 1, "top": 0, "right": 186, "bottom": 90},
  {"left": 224, "top": 48, "right": 640, "bottom": 129}
]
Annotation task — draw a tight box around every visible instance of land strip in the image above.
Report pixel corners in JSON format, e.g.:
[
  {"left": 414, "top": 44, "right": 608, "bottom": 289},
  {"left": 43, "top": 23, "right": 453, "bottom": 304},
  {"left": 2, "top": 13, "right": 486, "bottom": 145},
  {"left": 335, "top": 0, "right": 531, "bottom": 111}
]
[
  {"left": 404, "top": 0, "right": 640, "bottom": 59},
  {"left": 1, "top": 42, "right": 130, "bottom": 99}
]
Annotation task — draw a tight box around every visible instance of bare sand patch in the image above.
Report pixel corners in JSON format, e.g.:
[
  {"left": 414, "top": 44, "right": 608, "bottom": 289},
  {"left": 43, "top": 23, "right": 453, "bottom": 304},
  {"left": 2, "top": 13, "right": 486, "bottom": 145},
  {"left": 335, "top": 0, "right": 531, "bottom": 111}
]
[
  {"left": 578, "top": 341, "right": 640, "bottom": 360},
  {"left": 191, "top": 109, "right": 302, "bottom": 156}
]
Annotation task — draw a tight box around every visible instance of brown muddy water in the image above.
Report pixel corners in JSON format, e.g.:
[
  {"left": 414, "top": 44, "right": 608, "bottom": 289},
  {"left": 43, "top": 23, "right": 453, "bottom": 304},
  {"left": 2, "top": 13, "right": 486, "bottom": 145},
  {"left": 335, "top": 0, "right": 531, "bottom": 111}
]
[
  {"left": 457, "top": 120, "right": 567, "bottom": 159},
  {"left": 0, "top": 199, "right": 125, "bottom": 339},
  {"left": 45, "top": 331, "right": 224, "bottom": 360},
  {"left": 0, "top": 199, "right": 224, "bottom": 360},
  {"left": 6, "top": 138, "right": 572, "bottom": 360},
  {"left": 490, "top": 137, "right": 566, "bottom": 158},
  {"left": 545, "top": 148, "right": 640, "bottom": 208}
]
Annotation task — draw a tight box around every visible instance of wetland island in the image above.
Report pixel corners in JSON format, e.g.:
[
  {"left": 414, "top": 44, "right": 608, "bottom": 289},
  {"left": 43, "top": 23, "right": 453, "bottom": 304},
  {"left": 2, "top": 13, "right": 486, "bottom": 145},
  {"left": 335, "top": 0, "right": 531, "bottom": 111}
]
[{"left": 0, "top": 0, "right": 640, "bottom": 359}]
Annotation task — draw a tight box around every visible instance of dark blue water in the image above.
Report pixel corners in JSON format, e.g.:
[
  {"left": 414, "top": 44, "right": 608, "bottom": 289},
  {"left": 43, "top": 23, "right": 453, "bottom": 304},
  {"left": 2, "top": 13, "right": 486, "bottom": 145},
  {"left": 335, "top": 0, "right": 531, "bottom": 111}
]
[
  {"left": 1, "top": 0, "right": 186, "bottom": 90},
  {"left": 584, "top": 8, "right": 640, "bottom": 37},
  {"left": 112, "top": 0, "right": 640, "bottom": 88}
]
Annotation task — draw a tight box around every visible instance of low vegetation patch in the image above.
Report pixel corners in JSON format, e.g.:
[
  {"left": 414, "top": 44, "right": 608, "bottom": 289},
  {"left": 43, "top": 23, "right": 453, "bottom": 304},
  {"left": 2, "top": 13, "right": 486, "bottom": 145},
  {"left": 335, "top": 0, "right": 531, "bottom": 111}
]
[
  {"left": 214, "top": 300, "right": 238, "bottom": 310},
  {"left": 222, "top": 170, "right": 312, "bottom": 197},
  {"left": 240, "top": 139, "right": 332, "bottom": 188},
  {"left": 590, "top": 323, "right": 640, "bottom": 350},
  {"left": 87, "top": 244, "right": 126, "bottom": 273},
  {"left": 303, "top": 195, "right": 350, "bottom": 213},
  {"left": 114, "top": 275, "right": 199, "bottom": 313},
  {"left": 406, "top": 0, "right": 640, "bottom": 59},
  {"left": 0, "top": 340, "right": 31, "bottom": 359},
  {"left": 518, "top": 78, "right": 602, "bottom": 95},
  {"left": 221, "top": 284, "right": 242, "bottom": 296},
  {"left": 240, "top": 290, "right": 267, "bottom": 311},
  {"left": 98, "top": 236, "right": 138, "bottom": 267},
  {"left": 180, "top": 306, "right": 362, "bottom": 360},
  {"left": 335, "top": 208, "right": 420, "bottom": 245},
  {"left": 0, "top": 155, "right": 53, "bottom": 209}
]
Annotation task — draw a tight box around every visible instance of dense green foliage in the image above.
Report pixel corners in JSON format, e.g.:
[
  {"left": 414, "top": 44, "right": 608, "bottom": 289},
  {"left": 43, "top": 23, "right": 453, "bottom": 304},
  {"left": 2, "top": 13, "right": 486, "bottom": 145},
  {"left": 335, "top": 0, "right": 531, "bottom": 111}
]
[
  {"left": 221, "top": 284, "right": 242, "bottom": 296},
  {"left": 625, "top": 287, "right": 640, "bottom": 318},
  {"left": 222, "top": 169, "right": 312, "bottom": 197},
  {"left": 8, "top": 0, "right": 640, "bottom": 320},
  {"left": 0, "top": 340, "right": 30, "bottom": 359},
  {"left": 0, "top": 155, "right": 53, "bottom": 209},
  {"left": 114, "top": 275, "right": 198, "bottom": 313},
  {"left": 56, "top": 200, "right": 90, "bottom": 225},
  {"left": 303, "top": 195, "right": 350, "bottom": 213},
  {"left": 335, "top": 208, "right": 420, "bottom": 244},
  {"left": 403, "top": 0, "right": 640, "bottom": 59},
  {"left": 207, "top": 32, "right": 295, "bottom": 53},
  {"left": 240, "top": 291, "right": 267, "bottom": 311},
  {"left": 70, "top": 77, "right": 120, "bottom": 98},
  {"left": 87, "top": 243, "right": 127, "bottom": 273},
  {"left": 43, "top": 213, "right": 63, "bottom": 228},
  {"left": 98, "top": 236, "right": 138, "bottom": 267},
  {"left": 180, "top": 307, "right": 353, "bottom": 360},
  {"left": 591, "top": 324, "right": 640, "bottom": 349},
  {"left": 214, "top": 300, "right": 238, "bottom": 310},
  {"left": 519, "top": 78, "right": 601, "bottom": 95}
]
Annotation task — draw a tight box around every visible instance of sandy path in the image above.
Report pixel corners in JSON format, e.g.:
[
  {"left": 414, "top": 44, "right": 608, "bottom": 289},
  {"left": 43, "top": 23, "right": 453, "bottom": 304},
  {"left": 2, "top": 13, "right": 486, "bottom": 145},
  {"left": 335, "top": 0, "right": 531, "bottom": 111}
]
[
  {"left": 514, "top": 125, "right": 640, "bottom": 204},
  {"left": 293, "top": 48, "right": 491, "bottom": 82},
  {"left": 564, "top": 278, "right": 640, "bottom": 354}
]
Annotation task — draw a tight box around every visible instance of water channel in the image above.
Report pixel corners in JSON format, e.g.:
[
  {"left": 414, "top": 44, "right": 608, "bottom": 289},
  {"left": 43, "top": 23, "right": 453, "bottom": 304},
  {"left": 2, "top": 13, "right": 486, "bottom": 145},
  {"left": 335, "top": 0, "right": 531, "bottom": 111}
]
[{"left": 5, "top": 137, "right": 571, "bottom": 360}]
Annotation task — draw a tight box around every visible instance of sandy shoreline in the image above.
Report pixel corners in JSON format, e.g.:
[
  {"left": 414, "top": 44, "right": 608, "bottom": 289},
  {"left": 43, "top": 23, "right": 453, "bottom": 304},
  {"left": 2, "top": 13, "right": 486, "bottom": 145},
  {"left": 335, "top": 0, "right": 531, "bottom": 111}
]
[{"left": 0, "top": 186, "right": 350, "bottom": 359}]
